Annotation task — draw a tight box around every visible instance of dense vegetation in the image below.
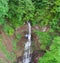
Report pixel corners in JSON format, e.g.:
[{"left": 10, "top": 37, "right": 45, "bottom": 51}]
[
  {"left": 0, "top": 0, "right": 60, "bottom": 63},
  {"left": 0, "top": 0, "right": 60, "bottom": 34}
]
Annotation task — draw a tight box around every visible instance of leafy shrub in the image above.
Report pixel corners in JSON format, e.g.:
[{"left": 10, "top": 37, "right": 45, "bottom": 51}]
[
  {"left": 3, "top": 24, "right": 14, "bottom": 36},
  {"left": 35, "top": 30, "right": 52, "bottom": 50},
  {"left": 38, "top": 36, "right": 60, "bottom": 63},
  {"left": 0, "top": 0, "right": 60, "bottom": 34},
  {"left": 0, "top": 0, "right": 9, "bottom": 25},
  {"left": 7, "top": 0, "right": 35, "bottom": 27}
]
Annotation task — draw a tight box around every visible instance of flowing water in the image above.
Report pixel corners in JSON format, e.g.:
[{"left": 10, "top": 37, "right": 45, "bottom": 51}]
[{"left": 22, "top": 22, "right": 31, "bottom": 63}]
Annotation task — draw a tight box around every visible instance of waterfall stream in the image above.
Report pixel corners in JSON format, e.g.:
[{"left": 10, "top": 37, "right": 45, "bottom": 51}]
[{"left": 22, "top": 22, "right": 31, "bottom": 63}]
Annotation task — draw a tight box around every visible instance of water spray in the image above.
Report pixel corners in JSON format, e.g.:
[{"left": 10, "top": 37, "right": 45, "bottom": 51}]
[{"left": 23, "top": 21, "right": 31, "bottom": 63}]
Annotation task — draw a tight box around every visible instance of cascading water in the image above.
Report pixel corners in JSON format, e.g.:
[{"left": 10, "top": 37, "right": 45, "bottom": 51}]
[{"left": 22, "top": 21, "right": 31, "bottom": 63}]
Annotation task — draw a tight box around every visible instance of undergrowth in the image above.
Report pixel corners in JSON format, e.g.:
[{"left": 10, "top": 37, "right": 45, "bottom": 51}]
[
  {"left": 35, "top": 30, "right": 52, "bottom": 50},
  {"left": 38, "top": 36, "right": 60, "bottom": 63}
]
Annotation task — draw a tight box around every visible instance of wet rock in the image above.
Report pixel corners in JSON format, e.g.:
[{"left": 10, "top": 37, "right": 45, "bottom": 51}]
[{"left": 31, "top": 50, "right": 45, "bottom": 63}]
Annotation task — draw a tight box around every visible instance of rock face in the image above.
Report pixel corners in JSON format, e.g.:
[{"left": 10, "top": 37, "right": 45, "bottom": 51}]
[
  {"left": 16, "top": 26, "right": 41, "bottom": 56},
  {"left": 1, "top": 31, "right": 13, "bottom": 52},
  {"left": 31, "top": 50, "right": 45, "bottom": 63},
  {"left": 15, "top": 25, "right": 49, "bottom": 63},
  {"left": 0, "top": 31, "right": 13, "bottom": 63},
  {"left": 0, "top": 24, "right": 49, "bottom": 63},
  {"left": 16, "top": 25, "right": 41, "bottom": 63}
]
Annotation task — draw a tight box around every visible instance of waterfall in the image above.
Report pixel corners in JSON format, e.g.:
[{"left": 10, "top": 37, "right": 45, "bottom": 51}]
[{"left": 22, "top": 21, "right": 31, "bottom": 63}]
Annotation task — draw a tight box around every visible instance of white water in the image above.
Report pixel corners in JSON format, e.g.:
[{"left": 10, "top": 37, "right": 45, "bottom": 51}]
[{"left": 23, "top": 22, "right": 31, "bottom": 63}]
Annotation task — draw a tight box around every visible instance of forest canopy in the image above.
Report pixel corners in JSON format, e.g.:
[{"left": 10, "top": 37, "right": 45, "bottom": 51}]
[{"left": 0, "top": 0, "right": 60, "bottom": 29}]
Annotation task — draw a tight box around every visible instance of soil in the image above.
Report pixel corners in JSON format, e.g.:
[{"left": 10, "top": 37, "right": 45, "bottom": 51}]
[
  {"left": 0, "top": 50, "right": 5, "bottom": 58},
  {"left": 31, "top": 50, "right": 46, "bottom": 63},
  {"left": 1, "top": 31, "right": 13, "bottom": 52},
  {"left": 0, "top": 24, "right": 49, "bottom": 63}
]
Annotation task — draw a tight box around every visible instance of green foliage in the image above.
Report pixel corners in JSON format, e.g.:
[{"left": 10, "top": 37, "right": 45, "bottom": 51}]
[
  {"left": 3, "top": 24, "right": 14, "bottom": 36},
  {"left": 0, "top": 0, "right": 9, "bottom": 25},
  {"left": 0, "top": 0, "right": 60, "bottom": 34},
  {"left": 12, "top": 34, "right": 21, "bottom": 50},
  {"left": 15, "top": 33, "right": 21, "bottom": 39},
  {"left": 7, "top": 0, "right": 35, "bottom": 27},
  {"left": 35, "top": 30, "right": 52, "bottom": 50},
  {"left": 31, "top": 0, "right": 60, "bottom": 30},
  {"left": 12, "top": 39, "right": 17, "bottom": 51},
  {"left": 38, "top": 36, "right": 60, "bottom": 63}
]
